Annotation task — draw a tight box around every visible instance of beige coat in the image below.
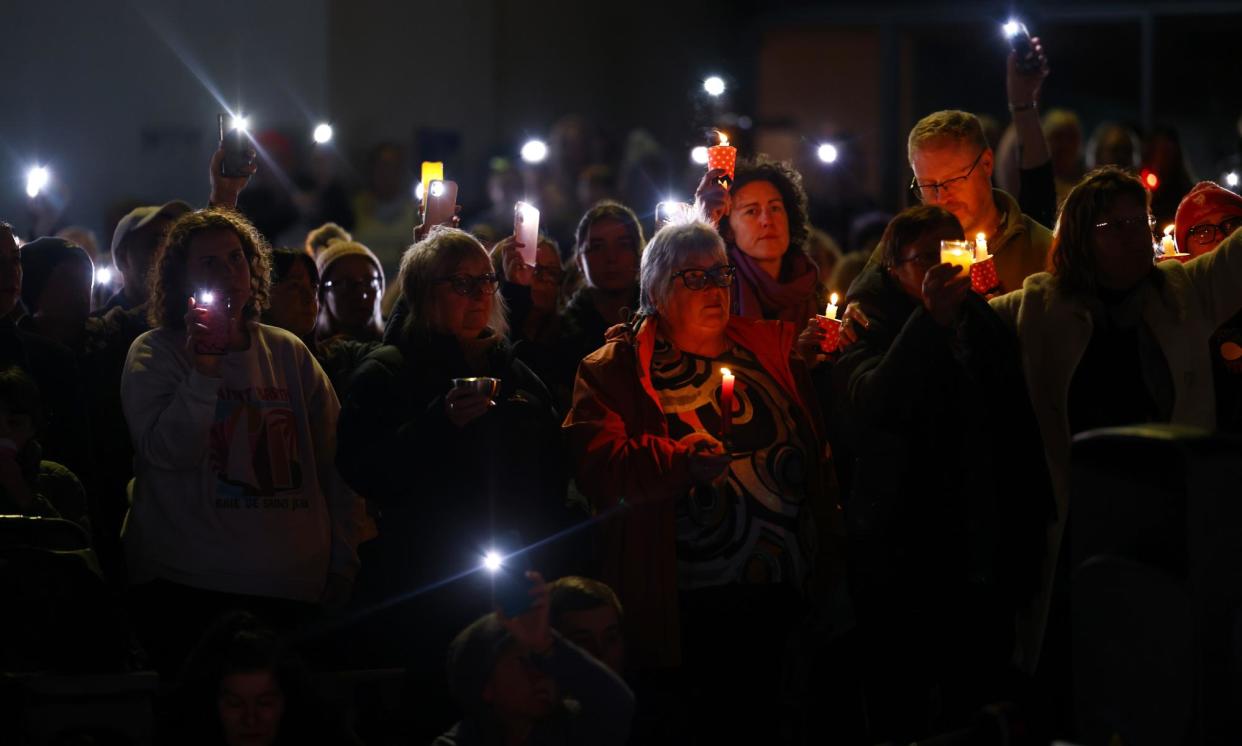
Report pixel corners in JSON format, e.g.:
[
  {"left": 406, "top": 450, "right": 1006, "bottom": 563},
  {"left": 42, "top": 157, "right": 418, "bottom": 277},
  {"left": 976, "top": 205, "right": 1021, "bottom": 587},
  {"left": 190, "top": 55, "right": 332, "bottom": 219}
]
[{"left": 989, "top": 228, "right": 1242, "bottom": 671}]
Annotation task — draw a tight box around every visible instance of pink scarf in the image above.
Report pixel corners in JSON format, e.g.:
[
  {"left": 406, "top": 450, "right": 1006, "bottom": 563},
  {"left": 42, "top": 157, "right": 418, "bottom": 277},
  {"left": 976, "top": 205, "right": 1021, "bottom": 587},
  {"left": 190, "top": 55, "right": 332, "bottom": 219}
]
[{"left": 730, "top": 247, "right": 820, "bottom": 332}]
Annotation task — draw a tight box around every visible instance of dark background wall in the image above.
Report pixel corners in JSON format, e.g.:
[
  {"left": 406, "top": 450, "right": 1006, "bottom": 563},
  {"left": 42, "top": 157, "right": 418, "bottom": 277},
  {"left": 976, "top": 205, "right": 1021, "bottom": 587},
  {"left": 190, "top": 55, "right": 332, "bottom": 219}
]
[{"left": 3, "top": 0, "right": 1240, "bottom": 242}]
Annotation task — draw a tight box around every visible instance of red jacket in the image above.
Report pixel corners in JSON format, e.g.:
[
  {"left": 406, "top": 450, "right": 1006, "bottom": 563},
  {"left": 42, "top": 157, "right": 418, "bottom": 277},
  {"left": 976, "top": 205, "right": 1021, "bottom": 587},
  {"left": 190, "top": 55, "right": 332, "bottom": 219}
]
[{"left": 563, "top": 315, "right": 844, "bottom": 668}]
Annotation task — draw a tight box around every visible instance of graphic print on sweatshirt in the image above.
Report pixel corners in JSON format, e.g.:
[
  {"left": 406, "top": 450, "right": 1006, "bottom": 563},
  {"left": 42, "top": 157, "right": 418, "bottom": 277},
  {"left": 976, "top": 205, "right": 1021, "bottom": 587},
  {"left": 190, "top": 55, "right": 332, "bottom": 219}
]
[{"left": 209, "top": 386, "right": 305, "bottom": 500}]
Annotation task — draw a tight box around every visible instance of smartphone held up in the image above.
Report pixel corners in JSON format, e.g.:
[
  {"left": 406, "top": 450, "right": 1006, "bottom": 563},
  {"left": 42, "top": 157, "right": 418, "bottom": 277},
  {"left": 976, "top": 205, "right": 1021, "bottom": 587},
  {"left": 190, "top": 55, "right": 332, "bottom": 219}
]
[
  {"left": 514, "top": 201, "right": 540, "bottom": 266},
  {"left": 423, "top": 179, "right": 459, "bottom": 229},
  {"left": 1003, "top": 20, "right": 1043, "bottom": 75},
  {"left": 217, "top": 113, "right": 256, "bottom": 178},
  {"left": 194, "top": 290, "right": 231, "bottom": 356}
]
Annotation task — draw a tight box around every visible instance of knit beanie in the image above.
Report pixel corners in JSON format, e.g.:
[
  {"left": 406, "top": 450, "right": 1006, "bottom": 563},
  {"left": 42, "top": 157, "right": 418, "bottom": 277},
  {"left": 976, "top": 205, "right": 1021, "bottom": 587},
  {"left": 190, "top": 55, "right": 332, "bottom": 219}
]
[
  {"left": 20, "top": 237, "right": 93, "bottom": 314},
  {"left": 1174, "top": 181, "right": 1242, "bottom": 257},
  {"left": 315, "top": 240, "right": 385, "bottom": 292}
]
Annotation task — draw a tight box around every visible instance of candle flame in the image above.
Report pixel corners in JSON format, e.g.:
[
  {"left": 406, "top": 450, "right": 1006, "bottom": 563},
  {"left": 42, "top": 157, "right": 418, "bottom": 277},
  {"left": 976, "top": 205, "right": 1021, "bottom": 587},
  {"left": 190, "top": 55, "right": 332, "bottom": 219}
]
[
  {"left": 829, "top": 292, "right": 838, "bottom": 305},
  {"left": 721, "top": 367, "right": 732, "bottom": 377},
  {"left": 1163, "top": 224, "right": 1175, "bottom": 237},
  {"left": 976, "top": 232, "right": 986, "bottom": 242},
  {"left": 715, "top": 130, "right": 730, "bottom": 147}
]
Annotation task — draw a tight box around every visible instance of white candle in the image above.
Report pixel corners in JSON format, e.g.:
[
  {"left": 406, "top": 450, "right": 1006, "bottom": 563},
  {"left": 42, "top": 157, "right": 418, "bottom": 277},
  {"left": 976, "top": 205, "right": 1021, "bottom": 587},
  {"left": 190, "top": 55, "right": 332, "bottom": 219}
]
[
  {"left": 974, "top": 232, "right": 990, "bottom": 260},
  {"left": 1161, "top": 225, "right": 1177, "bottom": 256},
  {"left": 825, "top": 292, "right": 839, "bottom": 320}
]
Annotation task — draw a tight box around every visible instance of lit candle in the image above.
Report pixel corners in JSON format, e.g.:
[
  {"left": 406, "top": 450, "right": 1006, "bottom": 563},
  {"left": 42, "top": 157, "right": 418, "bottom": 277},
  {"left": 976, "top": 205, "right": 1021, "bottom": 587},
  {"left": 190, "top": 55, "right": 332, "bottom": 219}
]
[
  {"left": 706, "top": 130, "right": 737, "bottom": 186},
  {"left": 720, "top": 367, "right": 735, "bottom": 437},
  {"left": 940, "top": 239, "right": 974, "bottom": 279},
  {"left": 825, "top": 292, "right": 839, "bottom": 320},
  {"left": 1161, "top": 225, "right": 1177, "bottom": 256},
  {"left": 974, "top": 232, "right": 990, "bottom": 260}
]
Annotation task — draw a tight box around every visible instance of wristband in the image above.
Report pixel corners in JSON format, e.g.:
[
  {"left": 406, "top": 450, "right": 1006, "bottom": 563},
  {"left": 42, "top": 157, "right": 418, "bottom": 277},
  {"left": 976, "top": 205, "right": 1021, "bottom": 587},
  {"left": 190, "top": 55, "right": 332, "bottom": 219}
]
[{"left": 1008, "top": 101, "right": 1037, "bottom": 113}]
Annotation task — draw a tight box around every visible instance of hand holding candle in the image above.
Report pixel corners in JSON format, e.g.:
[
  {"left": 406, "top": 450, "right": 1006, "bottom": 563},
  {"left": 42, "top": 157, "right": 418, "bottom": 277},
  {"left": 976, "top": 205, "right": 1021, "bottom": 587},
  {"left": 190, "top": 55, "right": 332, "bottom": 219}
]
[
  {"left": 814, "top": 292, "right": 844, "bottom": 353},
  {"left": 940, "top": 240, "right": 974, "bottom": 281},
  {"left": 970, "top": 232, "right": 1000, "bottom": 295},
  {"left": 706, "top": 130, "right": 737, "bottom": 188}
]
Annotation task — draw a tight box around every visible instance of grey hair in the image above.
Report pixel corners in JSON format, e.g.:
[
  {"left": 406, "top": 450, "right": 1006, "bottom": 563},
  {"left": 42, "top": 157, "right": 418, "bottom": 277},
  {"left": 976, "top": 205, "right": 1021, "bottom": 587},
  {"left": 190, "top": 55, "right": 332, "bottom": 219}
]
[
  {"left": 639, "top": 220, "right": 727, "bottom": 316},
  {"left": 397, "top": 226, "right": 509, "bottom": 339}
]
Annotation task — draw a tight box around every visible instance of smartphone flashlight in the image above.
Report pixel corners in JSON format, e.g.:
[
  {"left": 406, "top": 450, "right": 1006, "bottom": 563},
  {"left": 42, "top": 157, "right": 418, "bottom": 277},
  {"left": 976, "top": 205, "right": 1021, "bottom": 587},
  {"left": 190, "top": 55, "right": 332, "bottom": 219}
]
[
  {"left": 483, "top": 550, "right": 503, "bottom": 572},
  {"left": 429, "top": 181, "right": 447, "bottom": 199},
  {"left": 198, "top": 290, "right": 215, "bottom": 306},
  {"left": 1003, "top": 20, "right": 1023, "bottom": 38}
]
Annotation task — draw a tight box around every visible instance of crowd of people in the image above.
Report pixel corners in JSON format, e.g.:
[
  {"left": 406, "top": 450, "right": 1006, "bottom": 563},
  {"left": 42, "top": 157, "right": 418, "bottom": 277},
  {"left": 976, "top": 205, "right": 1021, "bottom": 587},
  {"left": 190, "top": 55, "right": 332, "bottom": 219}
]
[{"left": 3, "top": 43, "right": 1242, "bottom": 746}]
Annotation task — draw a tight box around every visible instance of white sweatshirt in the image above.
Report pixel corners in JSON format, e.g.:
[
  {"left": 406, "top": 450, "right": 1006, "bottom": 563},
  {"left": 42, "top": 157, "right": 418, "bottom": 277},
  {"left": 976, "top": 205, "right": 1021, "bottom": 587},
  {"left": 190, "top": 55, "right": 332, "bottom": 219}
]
[{"left": 121, "top": 323, "right": 359, "bottom": 602}]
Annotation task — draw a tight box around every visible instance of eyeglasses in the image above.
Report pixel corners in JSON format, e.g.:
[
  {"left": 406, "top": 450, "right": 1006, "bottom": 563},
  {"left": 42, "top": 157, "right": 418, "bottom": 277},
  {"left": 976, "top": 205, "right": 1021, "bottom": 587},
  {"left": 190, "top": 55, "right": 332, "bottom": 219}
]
[
  {"left": 532, "top": 265, "right": 564, "bottom": 283},
  {"left": 437, "top": 272, "right": 499, "bottom": 296},
  {"left": 1186, "top": 216, "right": 1242, "bottom": 247},
  {"left": 322, "top": 277, "right": 381, "bottom": 294},
  {"left": 893, "top": 251, "right": 941, "bottom": 269},
  {"left": 1093, "top": 215, "right": 1157, "bottom": 234},
  {"left": 910, "top": 149, "right": 986, "bottom": 202},
  {"left": 671, "top": 264, "right": 736, "bottom": 290}
]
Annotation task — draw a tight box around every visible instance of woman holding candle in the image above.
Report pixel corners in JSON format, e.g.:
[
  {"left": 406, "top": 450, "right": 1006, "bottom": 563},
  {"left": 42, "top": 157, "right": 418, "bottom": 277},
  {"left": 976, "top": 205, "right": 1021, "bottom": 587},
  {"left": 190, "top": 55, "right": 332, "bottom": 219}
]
[
  {"left": 563, "top": 220, "right": 846, "bottom": 741},
  {"left": 967, "top": 167, "right": 1242, "bottom": 684},
  {"left": 832, "top": 206, "right": 1050, "bottom": 739},
  {"left": 335, "top": 227, "right": 572, "bottom": 729},
  {"left": 121, "top": 208, "right": 360, "bottom": 677},
  {"left": 696, "top": 157, "right": 825, "bottom": 339}
]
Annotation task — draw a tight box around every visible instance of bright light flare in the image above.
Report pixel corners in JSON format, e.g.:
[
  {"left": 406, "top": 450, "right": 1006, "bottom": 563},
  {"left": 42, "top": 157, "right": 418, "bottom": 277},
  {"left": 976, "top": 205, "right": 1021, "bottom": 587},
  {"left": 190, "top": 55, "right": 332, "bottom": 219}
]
[
  {"left": 520, "top": 139, "right": 548, "bottom": 164},
  {"left": 1003, "top": 20, "right": 1022, "bottom": 38},
  {"left": 198, "top": 291, "right": 215, "bottom": 305},
  {"left": 817, "top": 143, "right": 839, "bottom": 164},
  {"left": 703, "top": 75, "right": 726, "bottom": 96},
  {"left": 312, "top": 123, "right": 333, "bottom": 144},
  {"left": 95, "top": 267, "right": 113, "bottom": 285},
  {"left": 230, "top": 115, "right": 250, "bottom": 132},
  {"left": 1227, "top": 172, "right": 1239, "bottom": 188},
  {"left": 691, "top": 146, "right": 709, "bottom": 165},
  {"left": 482, "top": 551, "right": 503, "bottom": 572},
  {"left": 429, "top": 181, "right": 446, "bottom": 198},
  {"left": 25, "top": 166, "right": 49, "bottom": 198}
]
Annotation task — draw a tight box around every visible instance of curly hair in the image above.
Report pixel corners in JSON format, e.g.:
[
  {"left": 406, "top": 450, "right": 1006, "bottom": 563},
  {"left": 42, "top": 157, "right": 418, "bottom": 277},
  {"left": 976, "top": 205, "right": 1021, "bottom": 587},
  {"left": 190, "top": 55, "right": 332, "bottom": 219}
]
[
  {"left": 148, "top": 208, "right": 272, "bottom": 330},
  {"left": 723, "top": 156, "right": 812, "bottom": 267},
  {"left": 1051, "top": 166, "right": 1150, "bottom": 297}
]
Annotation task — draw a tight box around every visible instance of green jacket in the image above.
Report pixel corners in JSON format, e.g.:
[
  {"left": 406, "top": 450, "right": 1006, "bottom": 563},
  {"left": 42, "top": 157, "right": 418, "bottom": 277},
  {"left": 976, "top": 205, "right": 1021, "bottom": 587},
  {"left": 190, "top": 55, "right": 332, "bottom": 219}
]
[{"left": 991, "top": 188, "right": 1054, "bottom": 294}]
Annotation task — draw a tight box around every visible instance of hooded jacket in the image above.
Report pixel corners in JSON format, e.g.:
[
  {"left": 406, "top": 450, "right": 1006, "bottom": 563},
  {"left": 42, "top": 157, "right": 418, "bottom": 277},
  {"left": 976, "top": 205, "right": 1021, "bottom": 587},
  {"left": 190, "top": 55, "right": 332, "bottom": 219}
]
[{"left": 562, "top": 315, "right": 845, "bottom": 667}]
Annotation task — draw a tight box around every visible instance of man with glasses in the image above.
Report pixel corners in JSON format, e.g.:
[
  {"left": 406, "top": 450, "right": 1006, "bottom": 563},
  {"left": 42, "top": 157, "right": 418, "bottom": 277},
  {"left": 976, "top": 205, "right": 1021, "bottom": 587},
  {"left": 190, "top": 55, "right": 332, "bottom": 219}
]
[
  {"left": 1175, "top": 181, "right": 1242, "bottom": 432},
  {"left": 908, "top": 110, "right": 1053, "bottom": 294}
]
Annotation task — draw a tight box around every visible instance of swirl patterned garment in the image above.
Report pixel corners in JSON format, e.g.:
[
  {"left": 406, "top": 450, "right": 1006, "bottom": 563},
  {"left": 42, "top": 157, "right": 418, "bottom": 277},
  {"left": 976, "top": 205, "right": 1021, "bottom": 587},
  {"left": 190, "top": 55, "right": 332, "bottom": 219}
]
[{"left": 650, "top": 336, "right": 817, "bottom": 592}]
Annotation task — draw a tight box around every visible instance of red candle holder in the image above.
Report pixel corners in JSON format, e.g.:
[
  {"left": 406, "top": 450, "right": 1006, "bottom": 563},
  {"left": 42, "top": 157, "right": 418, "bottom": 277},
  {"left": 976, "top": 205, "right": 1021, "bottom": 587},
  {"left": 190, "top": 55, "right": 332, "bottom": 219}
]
[
  {"left": 971, "top": 255, "right": 1000, "bottom": 295},
  {"left": 815, "top": 315, "right": 843, "bottom": 353},
  {"left": 706, "top": 145, "right": 737, "bottom": 181}
]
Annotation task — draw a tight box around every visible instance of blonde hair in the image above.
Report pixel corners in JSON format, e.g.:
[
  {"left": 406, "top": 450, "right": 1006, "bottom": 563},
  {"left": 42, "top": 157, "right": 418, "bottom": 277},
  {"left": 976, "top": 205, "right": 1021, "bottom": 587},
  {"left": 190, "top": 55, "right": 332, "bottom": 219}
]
[
  {"left": 396, "top": 227, "right": 508, "bottom": 339},
  {"left": 907, "top": 110, "right": 989, "bottom": 162}
]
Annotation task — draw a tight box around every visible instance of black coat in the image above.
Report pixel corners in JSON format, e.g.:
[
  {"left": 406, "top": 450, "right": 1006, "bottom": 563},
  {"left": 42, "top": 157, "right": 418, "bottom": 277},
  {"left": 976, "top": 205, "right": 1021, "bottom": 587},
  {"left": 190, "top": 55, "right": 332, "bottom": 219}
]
[
  {"left": 337, "top": 330, "right": 574, "bottom": 589},
  {"left": 834, "top": 261, "right": 1051, "bottom": 614}
]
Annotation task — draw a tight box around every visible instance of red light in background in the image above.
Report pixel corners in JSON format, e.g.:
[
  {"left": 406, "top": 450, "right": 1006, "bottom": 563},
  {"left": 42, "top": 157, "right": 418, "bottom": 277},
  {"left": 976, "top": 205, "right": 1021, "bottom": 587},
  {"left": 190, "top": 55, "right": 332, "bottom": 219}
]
[{"left": 1142, "top": 169, "right": 1160, "bottom": 189}]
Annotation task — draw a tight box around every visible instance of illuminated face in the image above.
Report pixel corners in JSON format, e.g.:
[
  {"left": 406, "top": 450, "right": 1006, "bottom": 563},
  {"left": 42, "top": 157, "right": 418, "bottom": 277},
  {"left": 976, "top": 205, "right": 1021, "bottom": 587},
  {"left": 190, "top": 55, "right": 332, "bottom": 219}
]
[
  {"left": 579, "top": 218, "right": 639, "bottom": 294},
  {"left": 659, "top": 249, "right": 731, "bottom": 340},
  {"left": 726, "top": 180, "right": 790, "bottom": 264},
  {"left": 1182, "top": 206, "right": 1242, "bottom": 258},
  {"left": 530, "top": 241, "right": 564, "bottom": 311},
  {"left": 431, "top": 251, "right": 495, "bottom": 342},
  {"left": 216, "top": 670, "right": 285, "bottom": 746},
  {"left": 888, "top": 224, "right": 966, "bottom": 302},
  {"left": 910, "top": 140, "right": 995, "bottom": 235},
  {"left": 186, "top": 229, "right": 253, "bottom": 316}
]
